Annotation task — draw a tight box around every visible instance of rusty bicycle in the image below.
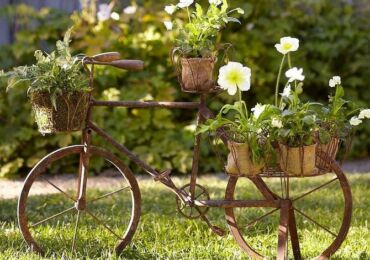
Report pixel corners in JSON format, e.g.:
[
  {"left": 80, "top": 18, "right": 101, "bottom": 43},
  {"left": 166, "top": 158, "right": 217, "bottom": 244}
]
[{"left": 18, "top": 52, "right": 352, "bottom": 259}]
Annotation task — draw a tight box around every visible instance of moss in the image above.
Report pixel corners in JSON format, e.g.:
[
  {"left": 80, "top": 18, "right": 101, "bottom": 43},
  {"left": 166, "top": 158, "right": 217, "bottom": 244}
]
[{"left": 30, "top": 91, "right": 90, "bottom": 134}]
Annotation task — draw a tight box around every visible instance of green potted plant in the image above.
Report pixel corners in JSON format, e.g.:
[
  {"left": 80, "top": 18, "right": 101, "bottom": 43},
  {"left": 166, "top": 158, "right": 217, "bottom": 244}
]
[
  {"left": 165, "top": 0, "right": 244, "bottom": 92},
  {"left": 271, "top": 37, "right": 319, "bottom": 176},
  {"left": 197, "top": 62, "right": 279, "bottom": 176},
  {"left": 4, "top": 29, "right": 91, "bottom": 134}
]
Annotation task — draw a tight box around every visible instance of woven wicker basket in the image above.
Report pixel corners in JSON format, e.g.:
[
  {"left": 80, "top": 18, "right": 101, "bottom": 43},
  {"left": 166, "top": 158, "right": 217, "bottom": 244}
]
[{"left": 30, "top": 91, "right": 90, "bottom": 134}]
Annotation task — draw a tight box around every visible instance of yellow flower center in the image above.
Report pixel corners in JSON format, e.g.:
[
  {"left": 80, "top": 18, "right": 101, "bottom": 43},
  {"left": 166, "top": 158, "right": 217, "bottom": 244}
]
[
  {"left": 226, "top": 70, "right": 243, "bottom": 85},
  {"left": 282, "top": 43, "right": 293, "bottom": 50}
]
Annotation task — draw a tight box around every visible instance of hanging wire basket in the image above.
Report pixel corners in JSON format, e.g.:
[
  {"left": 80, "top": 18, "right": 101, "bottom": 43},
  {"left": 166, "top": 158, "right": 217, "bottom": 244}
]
[{"left": 30, "top": 90, "right": 90, "bottom": 134}]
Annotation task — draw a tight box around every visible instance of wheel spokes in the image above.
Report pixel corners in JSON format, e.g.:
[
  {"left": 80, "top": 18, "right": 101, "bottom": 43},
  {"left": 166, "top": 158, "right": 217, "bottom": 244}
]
[
  {"left": 85, "top": 209, "right": 122, "bottom": 240},
  {"left": 40, "top": 176, "right": 76, "bottom": 202},
  {"left": 294, "top": 207, "right": 337, "bottom": 237},
  {"left": 88, "top": 186, "right": 131, "bottom": 203},
  {"left": 31, "top": 206, "right": 76, "bottom": 227},
  {"left": 293, "top": 177, "right": 338, "bottom": 202},
  {"left": 241, "top": 208, "right": 280, "bottom": 229}
]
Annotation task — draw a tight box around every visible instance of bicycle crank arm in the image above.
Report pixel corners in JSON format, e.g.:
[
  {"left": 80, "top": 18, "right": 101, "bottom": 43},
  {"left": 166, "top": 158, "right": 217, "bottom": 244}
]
[{"left": 195, "top": 207, "right": 226, "bottom": 237}]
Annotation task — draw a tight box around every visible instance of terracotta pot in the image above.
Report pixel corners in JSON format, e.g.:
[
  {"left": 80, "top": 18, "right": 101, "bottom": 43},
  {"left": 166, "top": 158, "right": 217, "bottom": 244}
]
[
  {"left": 30, "top": 91, "right": 90, "bottom": 134},
  {"left": 279, "top": 143, "right": 317, "bottom": 176},
  {"left": 317, "top": 138, "right": 340, "bottom": 170},
  {"left": 225, "top": 141, "right": 264, "bottom": 176},
  {"left": 180, "top": 57, "right": 215, "bottom": 92}
]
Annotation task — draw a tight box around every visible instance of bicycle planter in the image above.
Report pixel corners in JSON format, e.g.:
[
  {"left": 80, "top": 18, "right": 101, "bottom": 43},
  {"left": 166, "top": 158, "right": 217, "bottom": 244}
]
[{"left": 17, "top": 53, "right": 352, "bottom": 259}]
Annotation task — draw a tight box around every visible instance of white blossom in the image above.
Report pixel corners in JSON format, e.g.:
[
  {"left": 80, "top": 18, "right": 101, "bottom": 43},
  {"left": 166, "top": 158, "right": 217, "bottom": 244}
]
[
  {"left": 272, "top": 118, "right": 283, "bottom": 128},
  {"left": 252, "top": 103, "right": 266, "bottom": 119},
  {"left": 165, "top": 5, "right": 177, "bottom": 14},
  {"left": 218, "top": 62, "right": 252, "bottom": 96},
  {"left": 209, "top": 0, "right": 222, "bottom": 6},
  {"left": 123, "top": 5, "right": 137, "bottom": 14},
  {"left": 280, "top": 84, "right": 292, "bottom": 97},
  {"left": 164, "top": 21, "right": 173, "bottom": 30},
  {"left": 285, "top": 67, "right": 305, "bottom": 83},
  {"left": 275, "top": 37, "right": 300, "bottom": 55},
  {"left": 97, "top": 4, "right": 112, "bottom": 22},
  {"left": 350, "top": 116, "right": 362, "bottom": 126},
  {"left": 329, "top": 76, "right": 341, "bottom": 88},
  {"left": 359, "top": 109, "right": 370, "bottom": 119},
  {"left": 177, "top": 0, "right": 194, "bottom": 8},
  {"left": 110, "top": 12, "right": 120, "bottom": 20}
]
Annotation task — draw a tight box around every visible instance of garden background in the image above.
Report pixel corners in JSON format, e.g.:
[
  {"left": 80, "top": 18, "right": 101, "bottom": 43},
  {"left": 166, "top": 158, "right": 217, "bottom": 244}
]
[{"left": 1, "top": 0, "right": 370, "bottom": 178}]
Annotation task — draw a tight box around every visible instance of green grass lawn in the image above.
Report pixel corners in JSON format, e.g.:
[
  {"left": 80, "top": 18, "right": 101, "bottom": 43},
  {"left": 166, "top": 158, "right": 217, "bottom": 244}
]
[{"left": 0, "top": 174, "right": 369, "bottom": 260}]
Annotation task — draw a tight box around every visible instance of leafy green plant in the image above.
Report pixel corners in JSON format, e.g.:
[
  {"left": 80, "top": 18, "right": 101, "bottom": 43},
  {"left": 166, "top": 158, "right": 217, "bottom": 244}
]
[
  {"left": 165, "top": 0, "right": 244, "bottom": 57},
  {"left": 4, "top": 28, "right": 90, "bottom": 108}
]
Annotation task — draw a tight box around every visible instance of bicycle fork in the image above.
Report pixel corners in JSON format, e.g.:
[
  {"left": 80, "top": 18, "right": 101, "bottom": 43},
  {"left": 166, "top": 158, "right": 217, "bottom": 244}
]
[{"left": 75, "top": 128, "right": 92, "bottom": 211}]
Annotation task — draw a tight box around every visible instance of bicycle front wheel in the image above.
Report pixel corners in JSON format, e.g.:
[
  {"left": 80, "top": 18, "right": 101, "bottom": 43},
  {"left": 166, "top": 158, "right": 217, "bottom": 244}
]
[{"left": 18, "top": 145, "right": 141, "bottom": 257}]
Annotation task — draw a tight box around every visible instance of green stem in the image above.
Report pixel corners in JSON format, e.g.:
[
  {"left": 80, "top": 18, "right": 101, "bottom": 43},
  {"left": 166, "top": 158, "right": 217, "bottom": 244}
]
[
  {"left": 275, "top": 55, "right": 286, "bottom": 106},
  {"left": 186, "top": 7, "right": 191, "bottom": 23}
]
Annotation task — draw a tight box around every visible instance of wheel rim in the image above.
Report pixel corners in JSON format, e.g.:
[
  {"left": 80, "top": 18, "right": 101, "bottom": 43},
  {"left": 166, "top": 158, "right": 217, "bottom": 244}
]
[
  {"left": 18, "top": 145, "right": 141, "bottom": 256},
  {"left": 225, "top": 157, "right": 352, "bottom": 259}
]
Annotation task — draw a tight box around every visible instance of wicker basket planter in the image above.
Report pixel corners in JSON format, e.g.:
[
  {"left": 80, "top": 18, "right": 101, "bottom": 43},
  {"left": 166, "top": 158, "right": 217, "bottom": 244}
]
[
  {"left": 30, "top": 91, "right": 90, "bottom": 134},
  {"left": 180, "top": 57, "right": 215, "bottom": 92},
  {"left": 225, "top": 141, "right": 264, "bottom": 176},
  {"left": 279, "top": 143, "right": 317, "bottom": 176}
]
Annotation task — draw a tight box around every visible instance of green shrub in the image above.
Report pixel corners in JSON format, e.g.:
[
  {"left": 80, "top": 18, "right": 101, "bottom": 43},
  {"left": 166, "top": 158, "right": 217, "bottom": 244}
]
[{"left": 1, "top": 0, "right": 370, "bottom": 177}]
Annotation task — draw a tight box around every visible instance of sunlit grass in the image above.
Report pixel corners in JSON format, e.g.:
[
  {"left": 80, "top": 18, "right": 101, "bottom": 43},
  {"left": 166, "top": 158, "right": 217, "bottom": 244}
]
[{"left": 0, "top": 174, "right": 369, "bottom": 259}]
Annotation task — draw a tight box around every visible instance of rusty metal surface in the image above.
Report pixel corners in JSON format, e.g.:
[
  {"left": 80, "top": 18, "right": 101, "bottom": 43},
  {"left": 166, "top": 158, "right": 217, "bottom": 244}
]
[
  {"left": 18, "top": 145, "right": 141, "bottom": 256},
  {"left": 224, "top": 154, "right": 352, "bottom": 259}
]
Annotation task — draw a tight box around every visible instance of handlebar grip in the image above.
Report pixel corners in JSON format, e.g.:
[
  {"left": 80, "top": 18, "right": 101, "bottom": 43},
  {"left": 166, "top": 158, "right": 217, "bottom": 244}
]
[
  {"left": 109, "top": 60, "right": 145, "bottom": 71},
  {"left": 92, "top": 52, "right": 121, "bottom": 62}
]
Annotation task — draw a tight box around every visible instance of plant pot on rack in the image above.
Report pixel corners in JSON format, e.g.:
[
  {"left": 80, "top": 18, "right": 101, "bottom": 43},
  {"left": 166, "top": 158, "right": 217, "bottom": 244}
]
[
  {"left": 278, "top": 143, "right": 317, "bottom": 176},
  {"left": 316, "top": 138, "right": 340, "bottom": 171},
  {"left": 30, "top": 90, "right": 90, "bottom": 134},
  {"left": 179, "top": 57, "right": 216, "bottom": 93},
  {"left": 225, "top": 141, "right": 264, "bottom": 176}
]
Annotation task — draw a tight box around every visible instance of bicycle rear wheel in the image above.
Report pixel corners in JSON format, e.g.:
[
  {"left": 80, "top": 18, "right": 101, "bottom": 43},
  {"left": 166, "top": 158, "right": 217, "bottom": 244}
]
[
  {"left": 18, "top": 145, "right": 141, "bottom": 257},
  {"left": 224, "top": 158, "right": 352, "bottom": 259}
]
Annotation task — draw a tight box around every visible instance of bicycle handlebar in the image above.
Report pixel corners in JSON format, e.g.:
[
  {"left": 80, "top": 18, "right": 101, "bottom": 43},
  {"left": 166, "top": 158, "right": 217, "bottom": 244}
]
[{"left": 83, "top": 52, "right": 145, "bottom": 71}]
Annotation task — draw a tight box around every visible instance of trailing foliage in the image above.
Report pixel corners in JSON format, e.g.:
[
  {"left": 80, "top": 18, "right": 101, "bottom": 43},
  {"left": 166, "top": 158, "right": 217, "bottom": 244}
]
[
  {"left": 1, "top": 1, "right": 370, "bottom": 177},
  {"left": 5, "top": 28, "right": 90, "bottom": 109}
]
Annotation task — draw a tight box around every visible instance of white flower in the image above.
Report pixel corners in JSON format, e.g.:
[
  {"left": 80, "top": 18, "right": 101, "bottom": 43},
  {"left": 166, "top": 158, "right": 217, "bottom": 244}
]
[
  {"left": 275, "top": 37, "right": 300, "bottom": 55},
  {"left": 164, "top": 21, "right": 173, "bottom": 30},
  {"left": 209, "top": 0, "right": 222, "bottom": 6},
  {"left": 285, "top": 67, "right": 305, "bottom": 83},
  {"left": 280, "top": 84, "right": 291, "bottom": 97},
  {"left": 350, "top": 116, "right": 362, "bottom": 126},
  {"left": 252, "top": 103, "right": 266, "bottom": 119},
  {"left": 359, "top": 109, "right": 370, "bottom": 119},
  {"left": 177, "top": 0, "right": 194, "bottom": 8},
  {"left": 110, "top": 12, "right": 120, "bottom": 20},
  {"left": 124, "top": 5, "right": 137, "bottom": 14},
  {"left": 329, "top": 76, "right": 341, "bottom": 88},
  {"left": 272, "top": 118, "right": 283, "bottom": 128},
  {"left": 97, "top": 4, "right": 112, "bottom": 22},
  {"left": 165, "top": 5, "right": 177, "bottom": 14},
  {"left": 218, "top": 62, "right": 252, "bottom": 96}
]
